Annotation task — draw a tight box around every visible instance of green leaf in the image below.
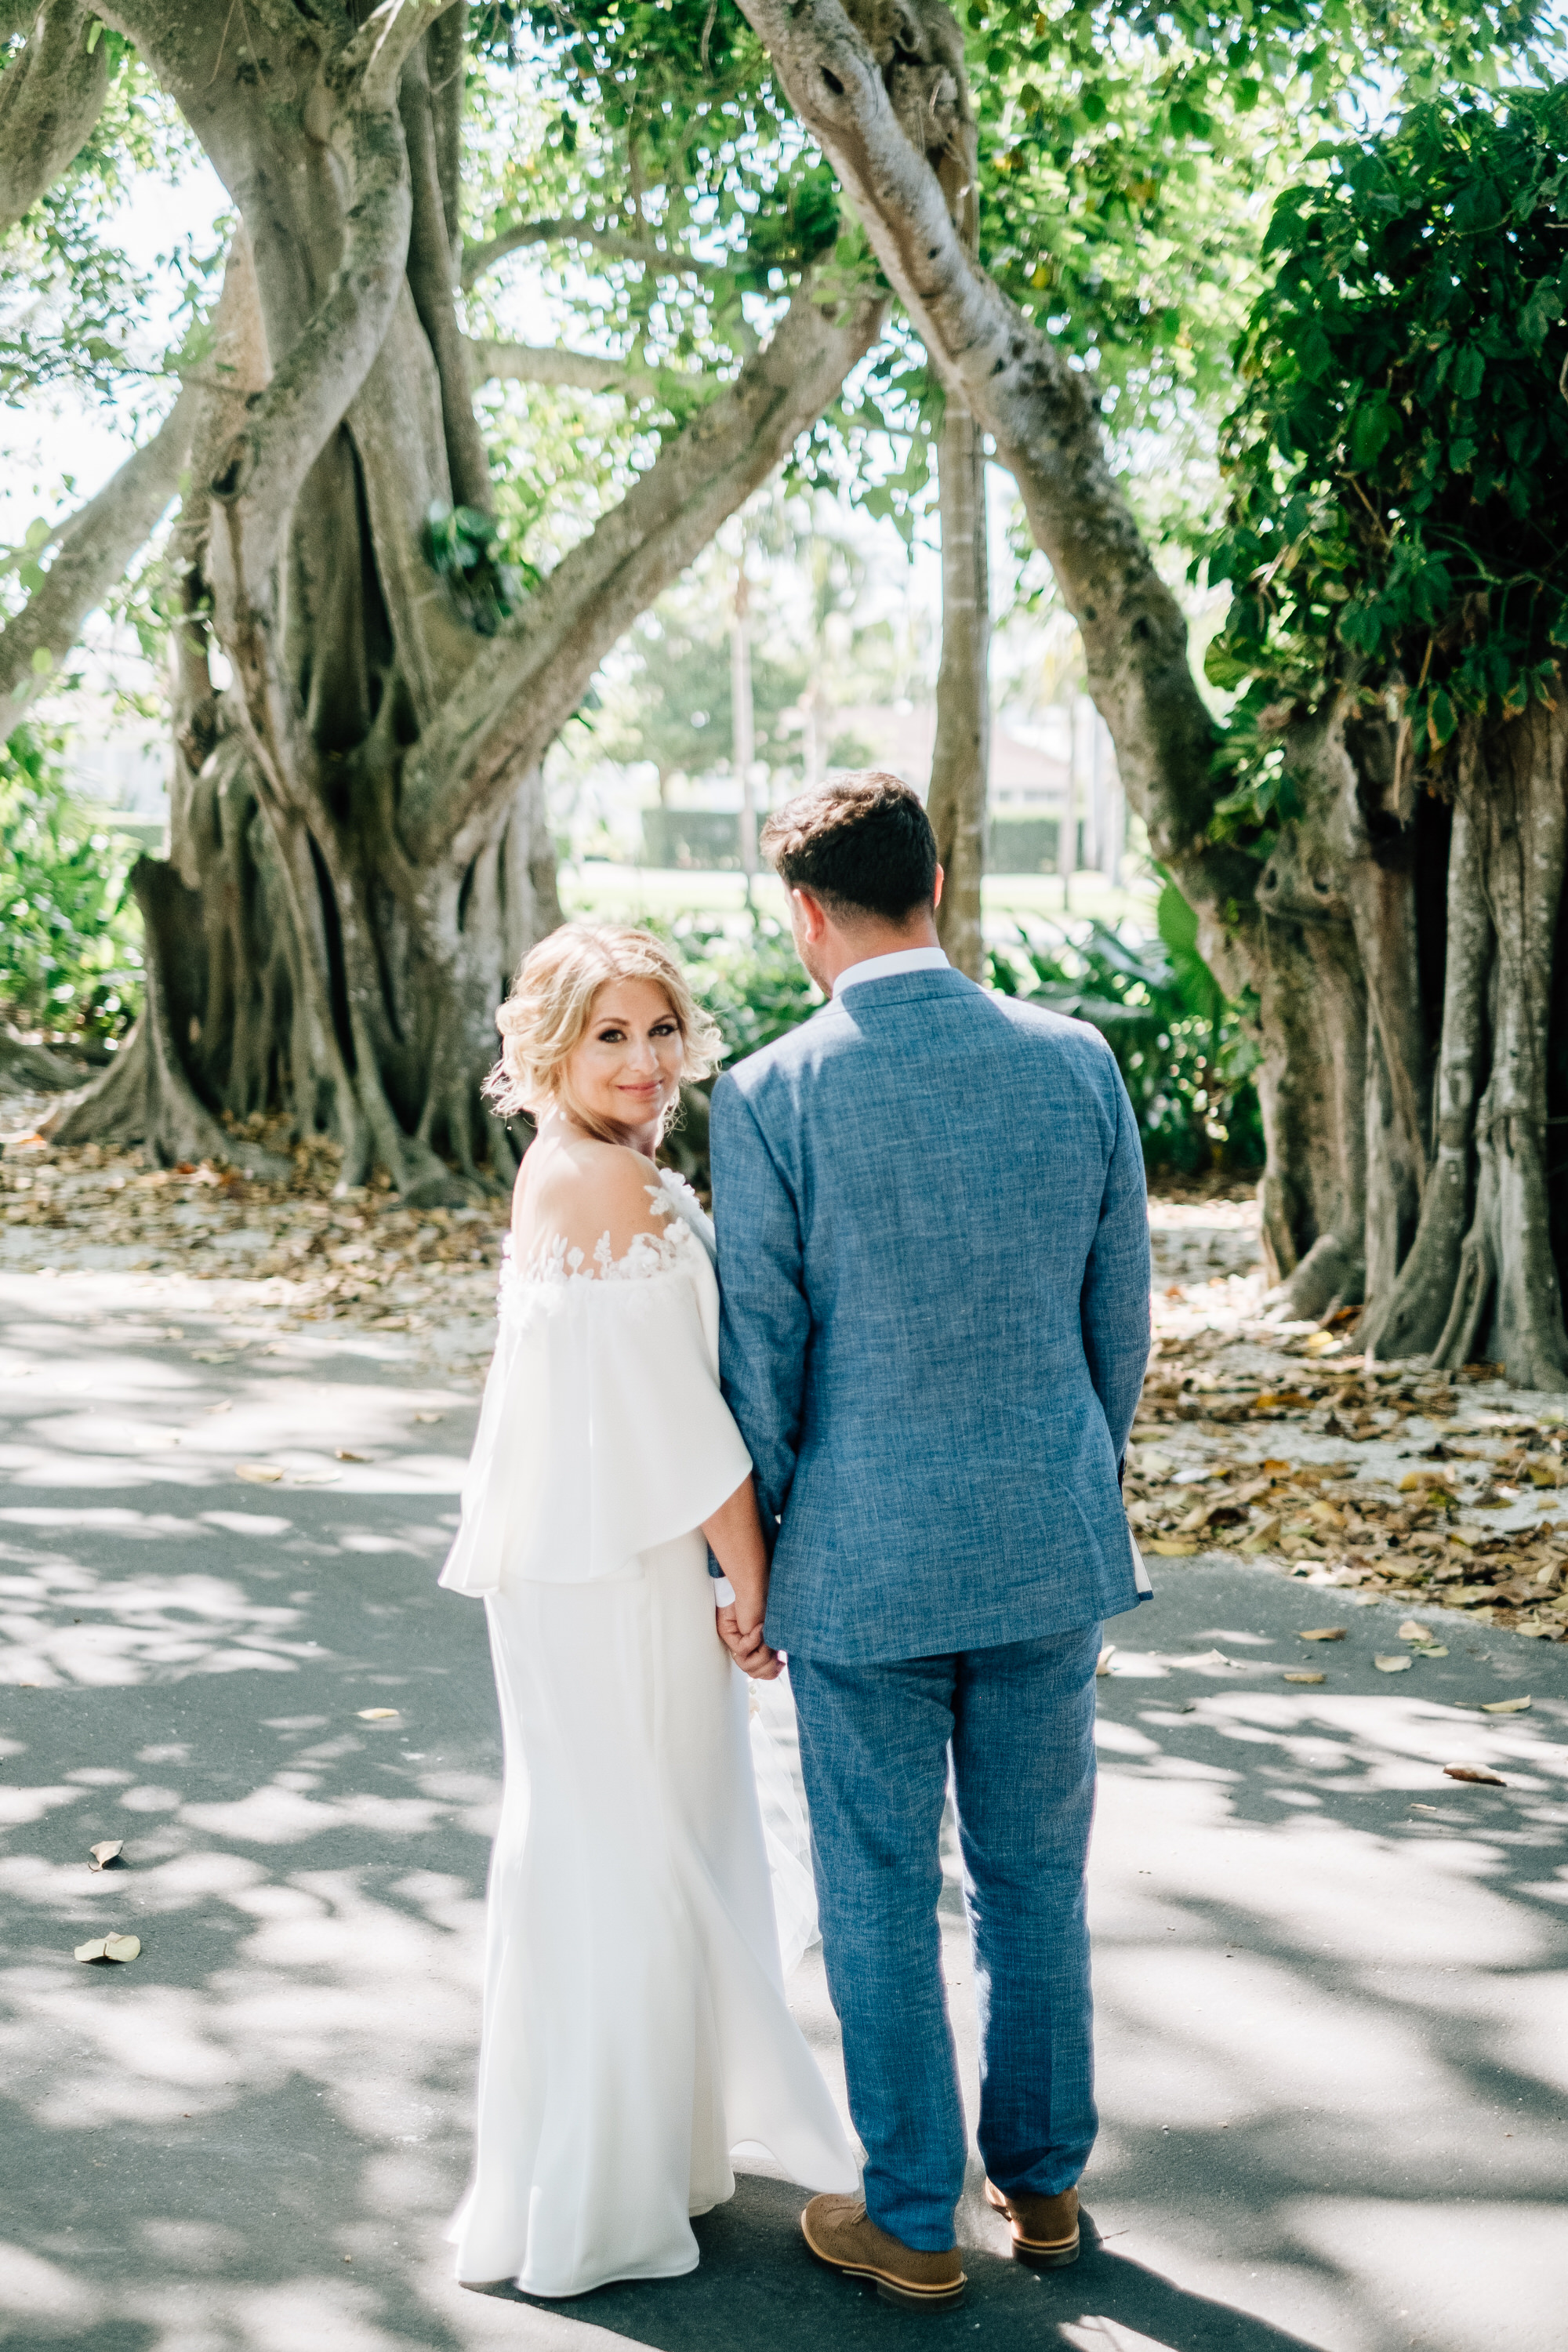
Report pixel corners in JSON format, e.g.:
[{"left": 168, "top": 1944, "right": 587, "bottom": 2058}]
[
  {"left": 1203, "top": 637, "right": 1254, "bottom": 691},
  {"left": 30, "top": 648, "right": 53, "bottom": 677},
  {"left": 1156, "top": 881, "right": 1199, "bottom": 956},
  {"left": 1427, "top": 688, "right": 1457, "bottom": 747},
  {"left": 1349, "top": 399, "right": 1398, "bottom": 470}
]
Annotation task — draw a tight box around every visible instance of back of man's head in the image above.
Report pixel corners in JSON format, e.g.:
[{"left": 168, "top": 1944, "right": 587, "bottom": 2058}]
[{"left": 761, "top": 774, "right": 938, "bottom": 927}]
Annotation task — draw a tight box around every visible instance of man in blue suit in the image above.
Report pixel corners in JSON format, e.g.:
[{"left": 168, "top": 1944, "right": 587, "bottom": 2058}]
[{"left": 709, "top": 775, "right": 1151, "bottom": 2312}]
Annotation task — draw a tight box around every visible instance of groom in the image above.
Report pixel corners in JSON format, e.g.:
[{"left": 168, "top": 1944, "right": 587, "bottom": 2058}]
[{"left": 708, "top": 775, "right": 1151, "bottom": 2310}]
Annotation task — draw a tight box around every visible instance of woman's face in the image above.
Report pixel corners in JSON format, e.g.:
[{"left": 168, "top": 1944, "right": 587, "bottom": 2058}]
[{"left": 561, "top": 977, "right": 684, "bottom": 1138}]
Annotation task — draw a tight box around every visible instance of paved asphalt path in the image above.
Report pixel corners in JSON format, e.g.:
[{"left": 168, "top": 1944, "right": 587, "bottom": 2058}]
[{"left": 2, "top": 1269, "right": 1566, "bottom": 2352}]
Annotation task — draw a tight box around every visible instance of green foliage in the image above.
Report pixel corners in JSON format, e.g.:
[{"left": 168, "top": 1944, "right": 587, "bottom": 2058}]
[
  {"left": 967, "top": 0, "right": 1551, "bottom": 454},
  {"left": 666, "top": 916, "right": 821, "bottom": 1061},
  {"left": 1205, "top": 85, "right": 1568, "bottom": 833},
  {"left": 608, "top": 626, "right": 806, "bottom": 783},
  {"left": 987, "top": 881, "right": 1263, "bottom": 1173},
  {"left": 0, "top": 726, "right": 143, "bottom": 1044},
  {"left": 422, "top": 503, "right": 521, "bottom": 633}
]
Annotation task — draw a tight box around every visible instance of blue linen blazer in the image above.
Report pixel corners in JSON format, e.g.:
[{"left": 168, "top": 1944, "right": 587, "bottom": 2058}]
[{"left": 709, "top": 966, "right": 1152, "bottom": 1664}]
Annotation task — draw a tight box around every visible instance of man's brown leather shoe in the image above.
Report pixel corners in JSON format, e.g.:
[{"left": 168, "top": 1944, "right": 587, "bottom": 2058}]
[
  {"left": 984, "top": 2180, "right": 1080, "bottom": 2269},
  {"left": 800, "top": 2193, "right": 967, "bottom": 2310}
]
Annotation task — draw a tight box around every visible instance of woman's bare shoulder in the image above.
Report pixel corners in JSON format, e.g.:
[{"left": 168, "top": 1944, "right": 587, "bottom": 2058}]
[{"left": 514, "top": 1138, "right": 666, "bottom": 1258}]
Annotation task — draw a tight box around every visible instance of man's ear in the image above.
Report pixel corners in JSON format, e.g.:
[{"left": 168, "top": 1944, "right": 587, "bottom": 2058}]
[
  {"left": 791, "top": 887, "right": 829, "bottom": 942},
  {"left": 933, "top": 864, "right": 945, "bottom": 910}
]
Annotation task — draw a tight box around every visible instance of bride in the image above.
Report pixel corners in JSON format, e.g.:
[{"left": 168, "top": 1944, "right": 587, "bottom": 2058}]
[{"left": 439, "top": 923, "right": 856, "bottom": 2296}]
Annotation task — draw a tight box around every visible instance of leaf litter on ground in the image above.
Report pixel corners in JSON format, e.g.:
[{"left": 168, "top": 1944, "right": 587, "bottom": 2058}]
[{"left": 87, "top": 1841, "right": 123, "bottom": 1871}]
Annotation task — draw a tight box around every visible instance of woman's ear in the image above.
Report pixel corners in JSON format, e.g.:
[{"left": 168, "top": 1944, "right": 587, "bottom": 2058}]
[{"left": 933, "top": 863, "right": 945, "bottom": 910}]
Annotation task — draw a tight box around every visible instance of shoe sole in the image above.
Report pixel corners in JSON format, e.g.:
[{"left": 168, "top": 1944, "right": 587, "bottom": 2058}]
[
  {"left": 1008, "top": 2234, "right": 1080, "bottom": 2270},
  {"left": 801, "top": 2216, "right": 967, "bottom": 2310},
  {"left": 985, "top": 2182, "right": 1081, "bottom": 2269}
]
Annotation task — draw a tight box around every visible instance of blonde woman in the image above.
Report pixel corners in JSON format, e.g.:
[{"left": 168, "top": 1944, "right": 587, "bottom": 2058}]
[{"left": 439, "top": 924, "right": 855, "bottom": 2298}]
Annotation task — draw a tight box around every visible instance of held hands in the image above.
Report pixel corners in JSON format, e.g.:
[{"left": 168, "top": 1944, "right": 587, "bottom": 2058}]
[{"left": 716, "top": 1599, "right": 783, "bottom": 1682}]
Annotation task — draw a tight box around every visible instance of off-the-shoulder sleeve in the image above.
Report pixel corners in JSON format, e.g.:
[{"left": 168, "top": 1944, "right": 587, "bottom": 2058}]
[{"left": 439, "top": 1250, "right": 752, "bottom": 1595}]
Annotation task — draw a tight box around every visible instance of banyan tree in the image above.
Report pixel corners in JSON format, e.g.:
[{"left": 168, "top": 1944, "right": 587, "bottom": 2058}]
[{"left": 0, "top": 1, "right": 884, "bottom": 1198}]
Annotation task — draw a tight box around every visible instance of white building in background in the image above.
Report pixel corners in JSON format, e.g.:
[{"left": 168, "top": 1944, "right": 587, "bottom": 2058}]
[{"left": 822, "top": 696, "right": 1126, "bottom": 881}]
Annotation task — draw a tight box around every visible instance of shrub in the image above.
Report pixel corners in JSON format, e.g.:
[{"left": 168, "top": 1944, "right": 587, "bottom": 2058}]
[
  {"left": 0, "top": 724, "right": 143, "bottom": 1045},
  {"left": 667, "top": 915, "right": 820, "bottom": 1061}
]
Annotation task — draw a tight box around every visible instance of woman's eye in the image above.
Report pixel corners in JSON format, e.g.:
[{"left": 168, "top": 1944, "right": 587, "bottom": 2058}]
[
  {"left": 596, "top": 1028, "right": 626, "bottom": 1043},
  {"left": 650, "top": 1022, "right": 677, "bottom": 1038}
]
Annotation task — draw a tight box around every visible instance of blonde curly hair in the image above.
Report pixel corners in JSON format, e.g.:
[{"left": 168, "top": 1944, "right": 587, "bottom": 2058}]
[{"left": 485, "top": 924, "right": 724, "bottom": 1142}]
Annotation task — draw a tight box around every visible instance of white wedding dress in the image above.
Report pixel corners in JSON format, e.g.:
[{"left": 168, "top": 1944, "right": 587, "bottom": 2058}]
[{"left": 439, "top": 1169, "right": 856, "bottom": 2296}]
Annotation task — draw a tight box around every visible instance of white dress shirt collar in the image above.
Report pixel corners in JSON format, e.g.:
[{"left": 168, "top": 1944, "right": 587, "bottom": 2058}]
[{"left": 832, "top": 945, "right": 950, "bottom": 998}]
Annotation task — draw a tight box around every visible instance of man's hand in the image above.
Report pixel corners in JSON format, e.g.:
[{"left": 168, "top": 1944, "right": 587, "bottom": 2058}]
[{"left": 716, "top": 1602, "right": 783, "bottom": 1681}]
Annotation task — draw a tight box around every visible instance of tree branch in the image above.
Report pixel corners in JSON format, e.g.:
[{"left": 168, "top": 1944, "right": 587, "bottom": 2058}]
[
  {"left": 0, "top": 377, "right": 201, "bottom": 717},
  {"left": 400, "top": 26, "right": 490, "bottom": 511},
  {"left": 0, "top": 0, "right": 110, "bottom": 241},
  {"left": 461, "top": 216, "right": 723, "bottom": 289},
  {"left": 465, "top": 334, "right": 714, "bottom": 405},
  {"left": 401, "top": 281, "right": 889, "bottom": 866},
  {"left": 735, "top": 0, "right": 1223, "bottom": 887},
  {"left": 337, "top": 0, "right": 460, "bottom": 110}
]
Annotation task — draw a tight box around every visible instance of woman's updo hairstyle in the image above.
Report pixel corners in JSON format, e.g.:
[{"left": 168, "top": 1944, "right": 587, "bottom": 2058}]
[{"left": 485, "top": 924, "right": 723, "bottom": 1144}]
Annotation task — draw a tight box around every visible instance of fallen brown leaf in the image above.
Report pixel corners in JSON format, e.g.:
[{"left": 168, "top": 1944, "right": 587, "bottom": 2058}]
[
  {"left": 235, "top": 1463, "right": 283, "bottom": 1484},
  {"left": 1096, "top": 1645, "right": 1116, "bottom": 1678},
  {"left": 74, "top": 1933, "right": 140, "bottom": 1963},
  {"left": 1298, "top": 1627, "right": 1347, "bottom": 1642},
  {"left": 1283, "top": 1670, "right": 1325, "bottom": 1684},
  {"left": 1443, "top": 1764, "right": 1506, "bottom": 1786},
  {"left": 335, "top": 1449, "right": 371, "bottom": 1463},
  {"left": 1148, "top": 1538, "right": 1200, "bottom": 1556},
  {"left": 1374, "top": 1654, "right": 1414, "bottom": 1672},
  {"left": 88, "top": 1841, "right": 123, "bottom": 1871},
  {"left": 413, "top": 1411, "right": 444, "bottom": 1425},
  {"left": 1480, "top": 1695, "right": 1531, "bottom": 1714},
  {"left": 356, "top": 1707, "right": 399, "bottom": 1721}
]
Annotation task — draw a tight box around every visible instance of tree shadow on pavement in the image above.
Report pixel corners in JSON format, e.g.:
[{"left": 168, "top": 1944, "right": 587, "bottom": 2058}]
[
  {"left": 4, "top": 1301, "right": 1566, "bottom": 2352},
  {"left": 473, "top": 2176, "right": 1334, "bottom": 2351}
]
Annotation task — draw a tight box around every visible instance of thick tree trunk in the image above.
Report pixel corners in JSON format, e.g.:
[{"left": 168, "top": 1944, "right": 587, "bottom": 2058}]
[
  {"left": 1430, "top": 709, "right": 1568, "bottom": 1385},
  {"left": 1265, "top": 697, "right": 1568, "bottom": 1385},
  {"left": 927, "top": 394, "right": 989, "bottom": 978},
  {"left": 1253, "top": 916, "right": 1368, "bottom": 1316}
]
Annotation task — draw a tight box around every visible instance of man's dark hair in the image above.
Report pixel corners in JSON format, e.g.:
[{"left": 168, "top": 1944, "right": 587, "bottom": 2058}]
[{"left": 760, "top": 773, "right": 938, "bottom": 924}]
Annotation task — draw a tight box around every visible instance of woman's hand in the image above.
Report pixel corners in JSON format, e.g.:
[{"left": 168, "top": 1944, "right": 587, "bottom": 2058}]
[
  {"left": 716, "top": 1600, "right": 783, "bottom": 1680},
  {"left": 701, "top": 1475, "right": 779, "bottom": 1678}
]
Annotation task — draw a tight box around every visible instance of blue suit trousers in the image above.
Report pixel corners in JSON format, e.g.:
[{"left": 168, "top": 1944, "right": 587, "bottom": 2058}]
[{"left": 787, "top": 1621, "right": 1102, "bottom": 2250}]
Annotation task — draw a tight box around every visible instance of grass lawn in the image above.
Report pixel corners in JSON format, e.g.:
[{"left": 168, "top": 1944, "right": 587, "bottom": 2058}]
[{"left": 560, "top": 864, "right": 1160, "bottom": 932}]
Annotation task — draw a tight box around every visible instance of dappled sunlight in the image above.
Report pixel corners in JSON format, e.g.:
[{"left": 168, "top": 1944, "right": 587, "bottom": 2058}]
[
  {"left": 4, "top": 1287, "right": 1565, "bottom": 2351},
  {"left": 1079, "top": 1592, "right": 1568, "bottom": 2352}
]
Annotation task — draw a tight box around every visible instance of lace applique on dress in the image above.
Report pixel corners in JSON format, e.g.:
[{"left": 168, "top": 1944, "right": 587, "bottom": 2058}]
[{"left": 505, "top": 1183, "right": 697, "bottom": 1296}]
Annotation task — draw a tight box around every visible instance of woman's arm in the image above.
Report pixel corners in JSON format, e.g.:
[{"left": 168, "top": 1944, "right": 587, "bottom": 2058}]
[{"left": 701, "top": 1475, "right": 781, "bottom": 1681}]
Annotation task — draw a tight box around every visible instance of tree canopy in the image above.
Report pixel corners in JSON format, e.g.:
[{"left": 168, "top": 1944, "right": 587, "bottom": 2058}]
[{"left": 1207, "top": 87, "right": 1568, "bottom": 824}]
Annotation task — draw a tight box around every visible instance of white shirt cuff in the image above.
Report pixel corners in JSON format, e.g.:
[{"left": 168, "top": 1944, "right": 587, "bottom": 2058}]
[{"left": 711, "top": 1577, "right": 736, "bottom": 1606}]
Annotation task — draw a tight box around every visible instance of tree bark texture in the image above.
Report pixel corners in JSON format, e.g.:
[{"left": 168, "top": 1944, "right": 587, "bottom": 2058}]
[
  {"left": 29, "top": 5, "right": 885, "bottom": 1197},
  {"left": 0, "top": 1, "right": 109, "bottom": 240},
  {"left": 1262, "top": 695, "right": 1568, "bottom": 1387},
  {"left": 927, "top": 393, "right": 989, "bottom": 977}
]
